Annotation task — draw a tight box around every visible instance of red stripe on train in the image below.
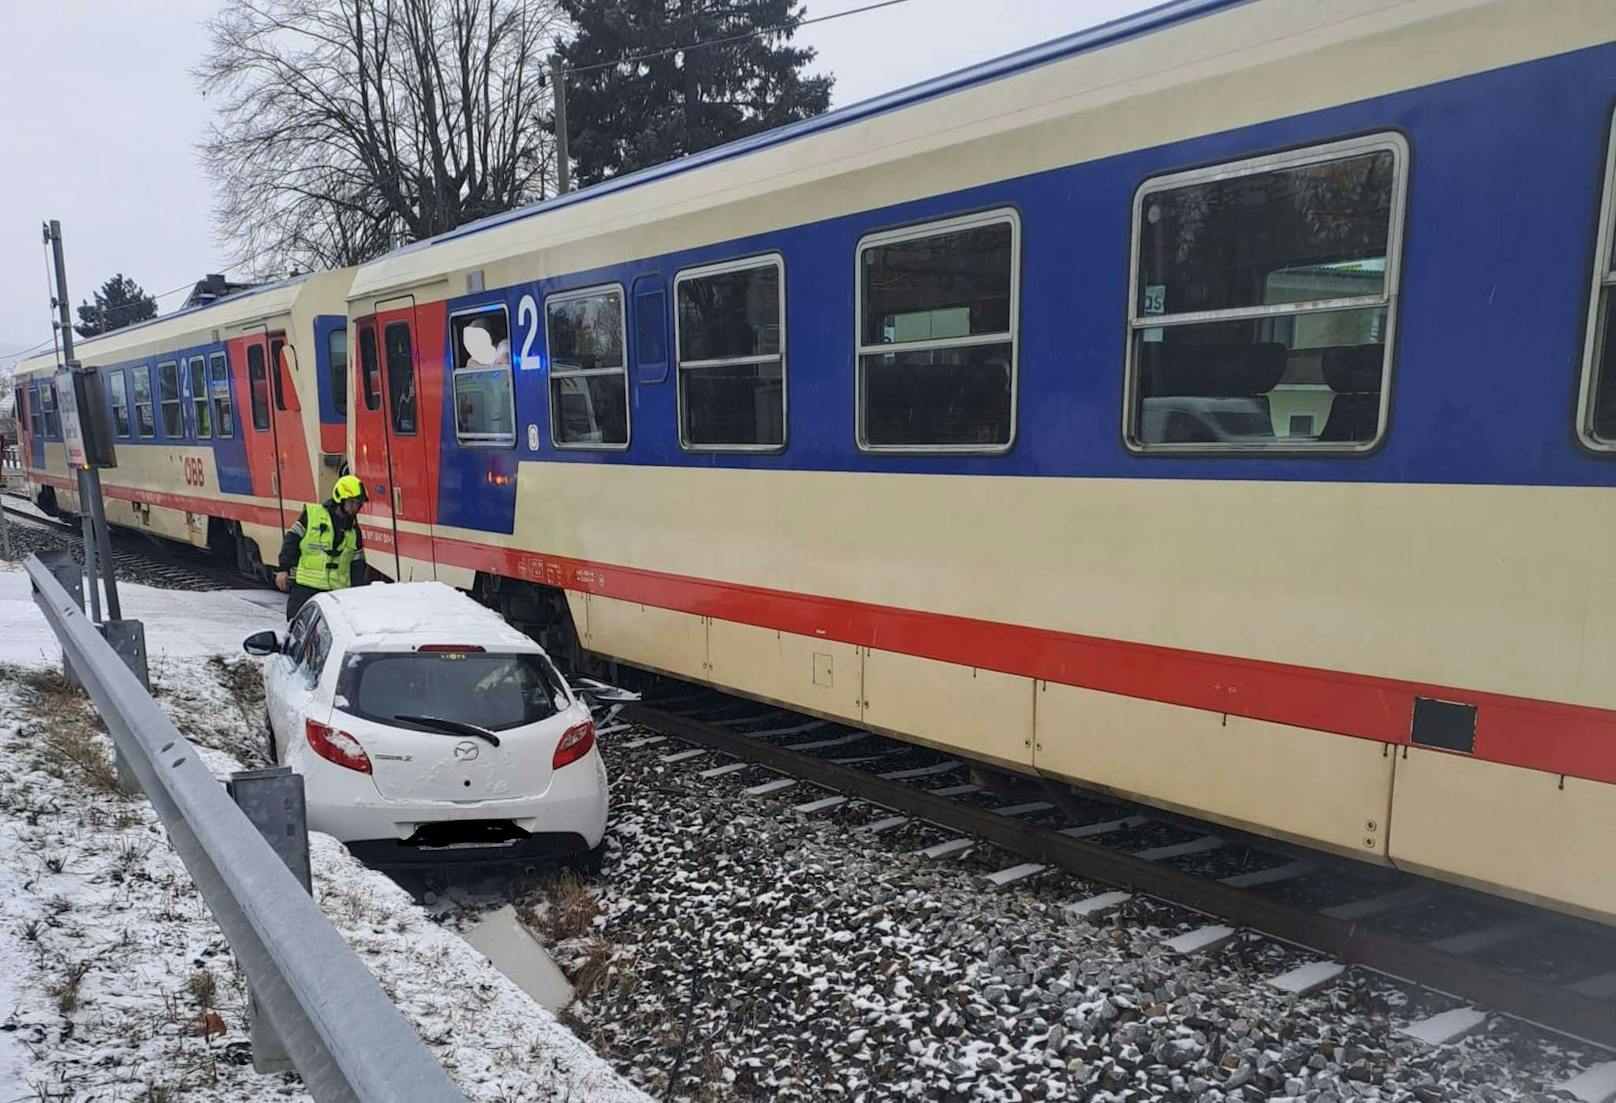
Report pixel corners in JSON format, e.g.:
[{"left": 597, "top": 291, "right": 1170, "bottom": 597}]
[
  {"left": 31, "top": 472, "right": 283, "bottom": 529},
  {"left": 364, "top": 524, "right": 1616, "bottom": 788}
]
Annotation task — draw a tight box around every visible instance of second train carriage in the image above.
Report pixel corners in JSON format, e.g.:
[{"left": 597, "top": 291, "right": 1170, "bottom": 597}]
[
  {"left": 12, "top": 270, "right": 355, "bottom": 576},
  {"left": 336, "top": 0, "right": 1616, "bottom": 925}
]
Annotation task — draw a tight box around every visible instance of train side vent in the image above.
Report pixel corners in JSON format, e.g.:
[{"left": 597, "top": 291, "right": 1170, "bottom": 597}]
[{"left": 1409, "top": 697, "right": 1477, "bottom": 754}]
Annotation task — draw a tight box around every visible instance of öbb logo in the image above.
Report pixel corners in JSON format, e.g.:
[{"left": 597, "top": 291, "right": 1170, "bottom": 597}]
[{"left": 182, "top": 457, "right": 206, "bottom": 487}]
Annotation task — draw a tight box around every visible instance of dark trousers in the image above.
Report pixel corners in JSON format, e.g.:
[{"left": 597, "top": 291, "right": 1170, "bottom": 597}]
[{"left": 285, "top": 582, "right": 321, "bottom": 620}]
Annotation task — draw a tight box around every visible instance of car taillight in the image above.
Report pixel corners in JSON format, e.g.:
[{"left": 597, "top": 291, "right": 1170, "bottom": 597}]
[
  {"left": 553, "top": 720, "right": 595, "bottom": 770},
  {"left": 306, "top": 719, "right": 372, "bottom": 774}
]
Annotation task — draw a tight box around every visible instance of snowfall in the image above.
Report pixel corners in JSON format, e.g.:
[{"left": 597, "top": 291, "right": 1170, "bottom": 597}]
[{"left": 0, "top": 563, "right": 647, "bottom": 1102}]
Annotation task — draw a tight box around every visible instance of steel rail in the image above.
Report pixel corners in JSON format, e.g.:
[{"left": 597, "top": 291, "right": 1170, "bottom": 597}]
[
  {"left": 622, "top": 701, "right": 1616, "bottom": 1049},
  {"left": 25, "top": 555, "right": 467, "bottom": 1102}
]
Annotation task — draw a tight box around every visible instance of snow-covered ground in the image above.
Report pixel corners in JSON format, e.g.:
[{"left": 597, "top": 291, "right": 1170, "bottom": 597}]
[{"left": 0, "top": 564, "right": 646, "bottom": 1101}]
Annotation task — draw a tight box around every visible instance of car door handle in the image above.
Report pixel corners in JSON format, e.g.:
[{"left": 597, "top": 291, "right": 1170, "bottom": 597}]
[{"left": 393, "top": 485, "right": 403, "bottom": 513}]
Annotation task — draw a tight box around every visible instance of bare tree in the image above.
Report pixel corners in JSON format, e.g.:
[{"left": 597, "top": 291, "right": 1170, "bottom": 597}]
[{"left": 198, "top": 0, "right": 567, "bottom": 274}]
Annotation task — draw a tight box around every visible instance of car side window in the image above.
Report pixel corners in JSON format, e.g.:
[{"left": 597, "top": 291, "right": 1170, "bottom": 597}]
[
  {"left": 302, "top": 616, "right": 333, "bottom": 682},
  {"left": 285, "top": 604, "right": 318, "bottom": 661}
]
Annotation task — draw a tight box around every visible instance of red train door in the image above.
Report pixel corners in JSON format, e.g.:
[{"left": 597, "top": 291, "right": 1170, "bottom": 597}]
[
  {"left": 351, "top": 320, "right": 400, "bottom": 578},
  {"left": 378, "top": 304, "right": 435, "bottom": 580},
  {"left": 268, "top": 334, "right": 316, "bottom": 513},
  {"left": 243, "top": 334, "right": 287, "bottom": 528}
]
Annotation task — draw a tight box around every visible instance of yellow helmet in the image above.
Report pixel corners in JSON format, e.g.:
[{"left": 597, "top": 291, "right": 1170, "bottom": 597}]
[{"left": 332, "top": 474, "right": 367, "bottom": 504}]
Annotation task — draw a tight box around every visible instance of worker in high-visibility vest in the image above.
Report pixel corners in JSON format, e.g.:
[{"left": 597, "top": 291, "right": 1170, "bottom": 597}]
[{"left": 274, "top": 474, "right": 370, "bottom": 619}]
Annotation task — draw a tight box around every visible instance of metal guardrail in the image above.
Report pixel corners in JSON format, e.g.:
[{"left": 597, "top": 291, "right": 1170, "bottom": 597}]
[{"left": 25, "top": 555, "right": 468, "bottom": 1102}]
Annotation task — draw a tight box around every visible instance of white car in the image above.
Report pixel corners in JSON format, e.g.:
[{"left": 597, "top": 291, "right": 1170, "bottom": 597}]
[{"left": 243, "top": 581, "right": 608, "bottom": 869}]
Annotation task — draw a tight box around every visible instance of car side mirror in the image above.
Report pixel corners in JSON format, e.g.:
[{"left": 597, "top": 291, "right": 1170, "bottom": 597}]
[{"left": 243, "top": 630, "right": 281, "bottom": 656}]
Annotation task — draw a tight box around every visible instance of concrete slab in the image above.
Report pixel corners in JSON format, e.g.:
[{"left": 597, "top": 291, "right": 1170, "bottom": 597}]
[
  {"left": 859, "top": 815, "right": 909, "bottom": 834},
  {"left": 463, "top": 905, "right": 574, "bottom": 1012},
  {"left": 1557, "top": 1062, "right": 1616, "bottom": 1103},
  {"left": 992, "top": 801, "right": 1054, "bottom": 818},
  {"left": 658, "top": 748, "right": 708, "bottom": 764},
  {"left": 698, "top": 762, "right": 750, "bottom": 779},
  {"left": 879, "top": 760, "right": 963, "bottom": 780},
  {"left": 788, "top": 732, "right": 866, "bottom": 751},
  {"left": 624, "top": 735, "right": 667, "bottom": 750},
  {"left": 794, "top": 795, "right": 848, "bottom": 814},
  {"left": 1135, "top": 835, "right": 1223, "bottom": 861},
  {"left": 593, "top": 723, "right": 631, "bottom": 738},
  {"left": 742, "top": 778, "right": 798, "bottom": 796},
  {"left": 1398, "top": 1007, "right": 1488, "bottom": 1046},
  {"left": 1063, "top": 891, "right": 1132, "bottom": 920},
  {"left": 829, "top": 751, "right": 901, "bottom": 764},
  {"left": 985, "top": 862, "right": 1046, "bottom": 888},
  {"left": 1427, "top": 918, "right": 1537, "bottom": 956},
  {"left": 928, "top": 784, "right": 983, "bottom": 797},
  {"left": 1162, "top": 924, "right": 1237, "bottom": 955},
  {"left": 1320, "top": 885, "right": 1430, "bottom": 921},
  {"left": 1267, "top": 961, "right": 1345, "bottom": 996},
  {"left": 919, "top": 838, "right": 973, "bottom": 859},
  {"left": 1060, "top": 815, "right": 1148, "bottom": 839},
  {"left": 752, "top": 719, "right": 835, "bottom": 739},
  {"left": 1221, "top": 859, "right": 1316, "bottom": 888}
]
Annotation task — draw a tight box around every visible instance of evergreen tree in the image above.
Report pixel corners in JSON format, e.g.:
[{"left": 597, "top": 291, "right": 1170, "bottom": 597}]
[
  {"left": 555, "top": 0, "right": 833, "bottom": 186},
  {"left": 75, "top": 274, "right": 158, "bottom": 338}
]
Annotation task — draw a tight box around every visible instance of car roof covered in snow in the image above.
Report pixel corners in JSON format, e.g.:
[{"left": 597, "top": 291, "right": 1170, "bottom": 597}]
[{"left": 315, "top": 582, "right": 539, "bottom": 652}]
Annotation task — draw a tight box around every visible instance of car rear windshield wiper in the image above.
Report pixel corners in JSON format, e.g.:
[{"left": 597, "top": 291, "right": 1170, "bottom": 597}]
[{"left": 392, "top": 714, "right": 502, "bottom": 748}]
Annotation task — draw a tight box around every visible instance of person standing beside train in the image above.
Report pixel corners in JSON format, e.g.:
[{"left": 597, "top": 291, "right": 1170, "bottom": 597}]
[{"left": 273, "top": 474, "right": 371, "bottom": 619}]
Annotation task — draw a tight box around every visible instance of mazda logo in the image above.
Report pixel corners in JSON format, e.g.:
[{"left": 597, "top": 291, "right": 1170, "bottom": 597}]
[{"left": 452, "top": 741, "right": 479, "bottom": 762}]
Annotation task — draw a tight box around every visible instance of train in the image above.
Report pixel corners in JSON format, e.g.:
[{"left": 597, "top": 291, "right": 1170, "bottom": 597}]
[{"left": 14, "top": 0, "right": 1616, "bottom": 926}]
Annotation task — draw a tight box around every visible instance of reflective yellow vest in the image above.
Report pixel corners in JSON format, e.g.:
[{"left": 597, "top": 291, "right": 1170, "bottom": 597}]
[{"left": 293, "top": 503, "right": 358, "bottom": 592}]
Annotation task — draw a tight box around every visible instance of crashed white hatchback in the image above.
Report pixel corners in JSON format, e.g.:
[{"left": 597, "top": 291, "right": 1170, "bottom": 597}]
[{"left": 243, "top": 581, "right": 607, "bottom": 868}]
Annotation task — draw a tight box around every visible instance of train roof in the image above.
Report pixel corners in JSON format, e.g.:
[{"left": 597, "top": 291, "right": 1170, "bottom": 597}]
[
  {"left": 347, "top": 0, "right": 1601, "bottom": 305},
  {"left": 13, "top": 268, "right": 354, "bottom": 380}
]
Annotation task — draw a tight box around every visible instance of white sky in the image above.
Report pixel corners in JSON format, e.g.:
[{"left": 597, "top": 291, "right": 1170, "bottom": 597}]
[{"left": 0, "top": 0, "right": 1157, "bottom": 371}]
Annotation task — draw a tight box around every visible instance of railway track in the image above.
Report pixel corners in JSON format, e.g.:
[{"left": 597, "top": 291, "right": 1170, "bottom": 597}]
[
  {"left": 610, "top": 684, "right": 1616, "bottom": 1053},
  {"left": 1, "top": 497, "right": 254, "bottom": 593}
]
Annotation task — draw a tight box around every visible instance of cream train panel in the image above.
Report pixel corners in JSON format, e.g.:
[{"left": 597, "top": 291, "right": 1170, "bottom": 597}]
[
  {"left": 706, "top": 620, "right": 864, "bottom": 725},
  {"left": 1034, "top": 682, "right": 1396, "bottom": 859},
  {"left": 1389, "top": 749, "right": 1616, "bottom": 924},
  {"left": 355, "top": 0, "right": 1611, "bottom": 306},
  {"left": 582, "top": 595, "right": 710, "bottom": 683},
  {"left": 859, "top": 651, "right": 1035, "bottom": 773},
  {"left": 513, "top": 464, "right": 1614, "bottom": 711}
]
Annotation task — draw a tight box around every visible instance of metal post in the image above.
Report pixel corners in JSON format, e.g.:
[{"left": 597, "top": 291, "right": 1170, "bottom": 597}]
[
  {"left": 45, "top": 221, "right": 120, "bottom": 621},
  {"left": 551, "top": 55, "right": 571, "bottom": 195},
  {"left": 227, "top": 766, "right": 311, "bottom": 1075},
  {"left": 36, "top": 549, "right": 82, "bottom": 686}
]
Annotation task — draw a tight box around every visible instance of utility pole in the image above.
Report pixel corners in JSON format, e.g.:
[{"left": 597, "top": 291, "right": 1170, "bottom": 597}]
[
  {"left": 551, "top": 55, "right": 571, "bottom": 195},
  {"left": 45, "top": 220, "right": 121, "bottom": 621}
]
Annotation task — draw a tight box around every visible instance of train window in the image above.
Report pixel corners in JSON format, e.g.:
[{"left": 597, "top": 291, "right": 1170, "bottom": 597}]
[
  {"left": 856, "top": 210, "right": 1018, "bottom": 452},
  {"left": 108, "top": 369, "right": 130, "bottom": 437},
  {"left": 634, "top": 282, "right": 669, "bottom": 384},
  {"left": 1579, "top": 111, "right": 1616, "bottom": 448},
  {"left": 674, "top": 256, "right": 785, "bottom": 450},
  {"left": 131, "top": 367, "right": 155, "bottom": 438},
  {"left": 27, "top": 385, "right": 43, "bottom": 439},
  {"left": 449, "top": 306, "right": 514, "bottom": 447},
  {"left": 209, "top": 353, "right": 234, "bottom": 438},
  {"left": 383, "top": 322, "right": 417, "bottom": 435},
  {"left": 1126, "top": 134, "right": 1408, "bottom": 452},
  {"left": 40, "top": 383, "right": 61, "bottom": 438},
  {"left": 270, "top": 339, "right": 287, "bottom": 411},
  {"left": 358, "top": 326, "right": 381, "bottom": 411},
  {"left": 188, "top": 357, "right": 213, "bottom": 439},
  {"left": 157, "top": 361, "right": 184, "bottom": 437},
  {"left": 246, "top": 345, "right": 271, "bottom": 431},
  {"left": 328, "top": 326, "right": 348, "bottom": 418},
  {"left": 545, "top": 285, "right": 629, "bottom": 449}
]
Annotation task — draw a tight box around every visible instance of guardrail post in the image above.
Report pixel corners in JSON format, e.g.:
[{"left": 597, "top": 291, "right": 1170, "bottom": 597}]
[
  {"left": 35, "top": 550, "right": 83, "bottom": 686},
  {"left": 99, "top": 620, "right": 149, "bottom": 791},
  {"left": 227, "top": 766, "right": 312, "bottom": 1075}
]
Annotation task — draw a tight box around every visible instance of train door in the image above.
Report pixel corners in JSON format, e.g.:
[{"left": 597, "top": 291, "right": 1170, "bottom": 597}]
[
  {"left": 377, "top": 304, "right": 435, "bottom": 580},
  {"left": 350, "top": 319, "right": 400, "bottom": 578},
  {"left": 267, "top": 335, "right": 316, "bottom": 510},
  {"left": 243, "top": 334, "right": 287, "bottom": 528}
]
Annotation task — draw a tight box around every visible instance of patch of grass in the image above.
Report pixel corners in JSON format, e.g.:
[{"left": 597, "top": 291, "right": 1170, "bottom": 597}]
[
  {"left": 38, "top": 723, "right": 131, "bottom": 798},
  {"left": 50, "top": 960, "right": 92, "bottom": 1015},
  {"left": 542, "top": 870, "right": 603, "bottom": 941},
  {"left": 568, "top": 937, "right": 615, "bottom": 999},
  {"left": 185, "top": 968, "right": 218, "bottom": 1010}
]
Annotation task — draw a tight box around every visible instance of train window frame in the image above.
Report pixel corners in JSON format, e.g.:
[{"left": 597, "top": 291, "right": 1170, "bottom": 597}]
[
  {"left": 1577, "top": 110, "right": 1616, "bottom": 451},
  {"left": 1122, "top": 132, "right": 1410, "bottom": 456},
  {"left": 108, "top": 368, "right": 131, "bottom": 438},
  {"left": 854, "top": 208, "right": 1021, "bottom": 455},
  {"left": 246, "top": 345, "right": 271, "bottom": 431},
  {"left": 358, "top": 324, "right": 381, "bottom": 411},
  {"left": 188, "top": 356, "right": 213, "bottom": 439},
  {"left": 544, "top": 282, "right": 630, "bottom": 452},
  {"left": 27, "top": 383, "right": 44, "bottom": 440},
  {"left": 383, "top": 321, "right": 418, "bottom": 436},
  {"left": 328, "top": 326, "right": 349, "bottom": 419},
  {"left": 40, "top": 381, "right": 61, "bottom": 438},
  {"left": 157, "top": 360, "right": 184, "bottom": 438},
  {"left": 448, "top": 304, "right": 516, "bottom": 449},
  {"left": 131, "top": 365, "right": 155, "bottom": 439},
  {"left": 209, "top": 352, "right": 235, "bottom": 439},
  {"left": 673, "top": 253, "right": 787, "bottom": 453}
]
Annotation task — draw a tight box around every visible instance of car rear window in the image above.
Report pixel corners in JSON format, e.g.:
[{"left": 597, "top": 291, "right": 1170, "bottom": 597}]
[{"left": 338, "top": 652, "right": 569, "bottom": 732}]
